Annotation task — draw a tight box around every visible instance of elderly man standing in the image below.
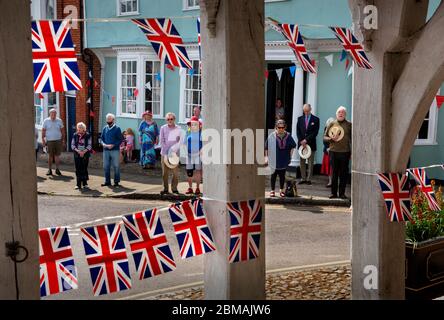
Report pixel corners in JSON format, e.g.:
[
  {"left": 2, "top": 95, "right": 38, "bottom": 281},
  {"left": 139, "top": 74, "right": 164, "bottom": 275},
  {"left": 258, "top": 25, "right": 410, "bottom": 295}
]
[
  {"left": 296, "top": 104, "right": 319, "bottom": 185},
  {"left": 42, "top": 108, "right": 65, "bottom": 176},
  {"left": 323, "top": 106, "right": 352, "bottom": 199},
  {"left": 101, "top": 113, "right": 123, "bottom": 187},
  {"left": 159, "top": 112, "right": 183, "bottom": 195}
]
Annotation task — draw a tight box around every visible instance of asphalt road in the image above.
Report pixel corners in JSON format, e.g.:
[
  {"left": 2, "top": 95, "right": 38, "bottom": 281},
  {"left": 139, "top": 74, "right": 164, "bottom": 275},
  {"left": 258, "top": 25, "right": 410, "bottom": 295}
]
[{"left": 38, "top": 195, "right": 350, "bottom": 300}]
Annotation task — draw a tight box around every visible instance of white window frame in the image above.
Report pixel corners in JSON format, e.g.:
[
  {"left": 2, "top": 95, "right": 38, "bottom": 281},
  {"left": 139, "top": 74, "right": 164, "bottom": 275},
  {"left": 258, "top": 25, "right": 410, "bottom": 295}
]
[
  {"left": 414, "top": 89, "right": 440, "bottom": 146},
  {"left": 179, "top": 47, "right": 201, "bottom": 123},
  {"left": 31, "top": 0, "right": 57, "bottom": 20},
  {"left": 116, "top": 0, "right": 139, "bottom": 16},
  {"left": 35, "top": 92, "right": 60, "bottom": 129},
  {"left": 116, "top": 49, "right": 164, "bottom": 119},
  {"left": 142, "top": 58, "right": 164, "bottom": 119},
  {"left": 183, "top": 0, "right": 200, "bottom": 11}
]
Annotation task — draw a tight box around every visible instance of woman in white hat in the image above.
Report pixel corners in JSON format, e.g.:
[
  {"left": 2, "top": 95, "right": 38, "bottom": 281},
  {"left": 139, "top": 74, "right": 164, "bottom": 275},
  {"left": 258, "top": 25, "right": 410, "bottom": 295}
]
[{"left": 265, "top": 119, "right": 297, "bottom": 197}]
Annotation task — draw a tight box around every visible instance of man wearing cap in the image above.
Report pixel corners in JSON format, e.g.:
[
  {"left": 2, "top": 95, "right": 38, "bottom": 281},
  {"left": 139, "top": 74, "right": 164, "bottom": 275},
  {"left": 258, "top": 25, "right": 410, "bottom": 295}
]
[
  {"left": 159, "top": 112, "right": 183, "bottom": 195},
  {"left": 296, "top": 103, "right": 320, "bottom": 185},
  {"left": 42, "top": 108, "right": 65, "bottom": 176},
  {"left": 323, "top": 106, "right": 352, "bottom": 199}
]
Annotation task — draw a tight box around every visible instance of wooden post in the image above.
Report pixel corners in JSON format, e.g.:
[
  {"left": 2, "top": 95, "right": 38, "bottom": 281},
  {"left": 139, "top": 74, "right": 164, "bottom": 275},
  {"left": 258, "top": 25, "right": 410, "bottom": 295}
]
[
  {"left": 201, "top": 0, "right": 266, "bottom": 299},
  {"left": 350, "top": 0, "right": 444, "bottom": 299},
  {"left": 0, "top": 0, "right": 40, "bottom": 299}
]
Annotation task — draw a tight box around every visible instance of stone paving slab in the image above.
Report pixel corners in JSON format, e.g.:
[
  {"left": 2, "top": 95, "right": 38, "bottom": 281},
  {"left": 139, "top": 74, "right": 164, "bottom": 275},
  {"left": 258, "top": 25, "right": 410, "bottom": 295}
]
[{"left": 142, "top": 264, "right": 351, "bottom": 300}]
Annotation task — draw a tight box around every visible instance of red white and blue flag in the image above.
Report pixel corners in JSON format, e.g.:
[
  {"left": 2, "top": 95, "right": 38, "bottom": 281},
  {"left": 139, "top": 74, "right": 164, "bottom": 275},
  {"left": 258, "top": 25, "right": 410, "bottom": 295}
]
[
  {"left": 32, "top": 20, "right": 82, "bottom": 93},
  {"left": 39, "top": 227, "right": 78, "bottom": 297},
  {"left": 377, "top": 173, "right": 412, "bottom": 222},
  {"left": 169, "top": 199, "right": 216, "bottom": 259},
  {"left": 227, "top": 200, "right": 263, "bottom": 263},
  {"left": 407, "top": 168, "right": 441, "bottom": 211},
  {"left": 123, "top": 209, "right": 176, "bottom": 280},
  {"left": 132, "top": 18, "right": 192, "bottom": 69},
  {"left": 81, "top": 223, "right": 132, "bottom": 296},
  {"left": 278, "top": 24, "right": 316, "bottom": 73},
  {"left": 329, "top": 27, "right": 373, "bottom": 69}
]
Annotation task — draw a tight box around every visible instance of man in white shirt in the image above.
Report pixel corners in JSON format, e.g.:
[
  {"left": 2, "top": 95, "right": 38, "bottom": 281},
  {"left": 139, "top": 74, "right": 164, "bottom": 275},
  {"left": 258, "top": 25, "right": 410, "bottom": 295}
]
[{"left": 42, "top": 108, "right": 65, "bottom": 176}]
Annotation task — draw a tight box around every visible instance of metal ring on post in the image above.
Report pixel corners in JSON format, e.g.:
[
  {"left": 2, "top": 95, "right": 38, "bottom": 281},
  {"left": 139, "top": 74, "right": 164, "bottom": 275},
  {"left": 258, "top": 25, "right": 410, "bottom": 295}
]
[{"left": 11, "top": 245, "right": 29, "bottom": 263}]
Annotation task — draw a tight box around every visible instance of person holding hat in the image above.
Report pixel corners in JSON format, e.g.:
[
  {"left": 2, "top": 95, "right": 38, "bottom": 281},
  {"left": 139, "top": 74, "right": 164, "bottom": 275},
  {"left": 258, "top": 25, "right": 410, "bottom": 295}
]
[
  {"left": 138, "top": 111, "right": 159, "bottom": 169},
  {"left": 42, "top": 108, "right": 65, "bottom": 176},
  {"left": 324, "top": 106, "right": 352, "bottom": 199},
  {"left": 159, "top": 112, "right": 183, "bottom": 195},
  {"left": 265, "top": 119, "right": 297, "bottom": 197},
  {"left": 185, "top": 116, "right": 202, "bottom": 195},
  {"left": 296, "top": 103, "right": 319, "bottom": 185}
]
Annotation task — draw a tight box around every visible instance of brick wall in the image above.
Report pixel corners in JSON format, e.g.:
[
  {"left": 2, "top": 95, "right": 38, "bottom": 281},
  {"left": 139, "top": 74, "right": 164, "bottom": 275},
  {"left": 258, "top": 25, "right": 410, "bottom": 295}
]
[{"left": 57, "top": 0, "right": 102, "bottom": 148}]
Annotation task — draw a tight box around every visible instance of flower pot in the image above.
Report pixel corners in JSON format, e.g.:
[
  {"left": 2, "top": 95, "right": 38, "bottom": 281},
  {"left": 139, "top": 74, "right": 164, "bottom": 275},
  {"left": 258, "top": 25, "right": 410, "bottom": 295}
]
[{"left": 405, "top": 236, "right": 444, "bottom": 299}]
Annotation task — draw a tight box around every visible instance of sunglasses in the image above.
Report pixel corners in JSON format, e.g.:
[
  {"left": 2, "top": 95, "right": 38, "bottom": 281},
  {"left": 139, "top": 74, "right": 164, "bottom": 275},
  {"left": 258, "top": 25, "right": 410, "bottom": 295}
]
[
  {"left": 167, "top": 118, "right": 174, "bottom": 121},
  {"left": 277, "top": 126, "right": 285, "bottom": 129}
]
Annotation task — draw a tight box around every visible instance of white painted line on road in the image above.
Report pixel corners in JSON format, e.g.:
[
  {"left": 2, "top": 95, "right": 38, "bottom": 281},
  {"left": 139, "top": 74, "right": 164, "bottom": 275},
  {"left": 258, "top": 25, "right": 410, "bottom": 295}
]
[{"left": 118, "top": 260, "right": 351, "bottom": 300}]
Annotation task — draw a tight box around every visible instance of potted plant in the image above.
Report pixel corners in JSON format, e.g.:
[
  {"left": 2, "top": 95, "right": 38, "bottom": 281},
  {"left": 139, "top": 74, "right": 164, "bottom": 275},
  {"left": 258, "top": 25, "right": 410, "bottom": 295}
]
[{"left": 405, "top": 183, "right": 444, "bottom": 299}]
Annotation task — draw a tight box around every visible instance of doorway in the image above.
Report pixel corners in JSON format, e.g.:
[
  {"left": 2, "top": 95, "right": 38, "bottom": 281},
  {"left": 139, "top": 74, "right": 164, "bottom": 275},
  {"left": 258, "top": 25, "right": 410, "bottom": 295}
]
[
  {"left": 266, "top": 63, "right": 295, "bottom": 132},
  {"left": 66, "top": 95, "right": 76, "bottom": 151}
]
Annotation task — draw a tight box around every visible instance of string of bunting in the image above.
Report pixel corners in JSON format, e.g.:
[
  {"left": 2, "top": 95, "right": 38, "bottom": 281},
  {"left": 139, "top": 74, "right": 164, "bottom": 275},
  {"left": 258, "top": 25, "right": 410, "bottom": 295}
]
[
  {"left": 39, "top": 197, "right": 263, "bottom": 297},
  {"left": 353, "top": 164, "right": 444, "bottom": 223}
]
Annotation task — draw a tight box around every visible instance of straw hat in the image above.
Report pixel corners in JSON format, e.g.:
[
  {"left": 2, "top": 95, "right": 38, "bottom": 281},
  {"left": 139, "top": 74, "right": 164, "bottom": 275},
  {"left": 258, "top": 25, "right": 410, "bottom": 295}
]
[
  {"left": 298, "top": 145, "right": 312, "bottom": 159},
  {"left": 163, "top": 148, "right": 180, "bottom": 169},
  {"left": 327, "top": 123, "right": 345, "bottom": 141}
]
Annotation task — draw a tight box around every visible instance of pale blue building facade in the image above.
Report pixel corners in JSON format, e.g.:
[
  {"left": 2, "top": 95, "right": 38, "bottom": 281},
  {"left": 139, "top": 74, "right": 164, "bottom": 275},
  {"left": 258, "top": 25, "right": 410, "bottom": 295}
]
[{"left": 84, "top": 0, "right": 443, "bottom": 177}]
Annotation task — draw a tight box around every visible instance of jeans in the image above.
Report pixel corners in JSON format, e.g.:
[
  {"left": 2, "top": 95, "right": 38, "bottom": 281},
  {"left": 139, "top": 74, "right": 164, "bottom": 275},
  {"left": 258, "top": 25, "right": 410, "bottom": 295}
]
[{"left": 103, "top": 150, "right": 120, "bottom": 184}]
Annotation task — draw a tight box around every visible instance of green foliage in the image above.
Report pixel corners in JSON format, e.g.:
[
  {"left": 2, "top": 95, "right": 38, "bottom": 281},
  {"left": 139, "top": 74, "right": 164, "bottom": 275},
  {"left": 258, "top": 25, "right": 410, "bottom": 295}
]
[{"left": 405, "top": 185, "right": 444, "bottom": 244}]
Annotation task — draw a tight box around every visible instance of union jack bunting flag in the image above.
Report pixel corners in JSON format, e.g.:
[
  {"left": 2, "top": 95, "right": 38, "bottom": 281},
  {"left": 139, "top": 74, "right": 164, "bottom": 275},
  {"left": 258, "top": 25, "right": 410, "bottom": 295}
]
[
  {"left": 227, "top": 200, "right": 263, "bottom": 263},
  {"left": 329, "top": 27, "right": 373, "bottom": 69},
  {"left": 39, "top": 227, "right": 78, "bottom": 297},
  {"left": 123, "top": 209, "right": 176, "bottom": 280},
  {"left": 132, "top": 18, "right": 192, "bottom": 69},
  {"left": 278, "top": 24, "right": 316, "bottom": 73},
  {"left": 407, "top": 168, "right": 441, "bottom": 211},
  {"left": 32, "top": 20, "right": 82, "bottom": 93},
  {"left": 81, "top": 223, "right": 132, "bottom": 296},
  {"left": 169, "top": 199, "right": 216, "bottom": 259},
  {"left": 377, "top": 173, "right": 412, "bottom": 222}
]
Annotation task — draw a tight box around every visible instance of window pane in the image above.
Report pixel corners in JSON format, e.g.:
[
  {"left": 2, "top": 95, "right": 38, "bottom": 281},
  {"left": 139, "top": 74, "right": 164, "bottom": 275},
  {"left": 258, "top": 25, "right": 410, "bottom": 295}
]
[
  {"left": 152, "top": 102, "right": 160, "bottom": 115},
  {"left": 146, "top": 61, "right": 152, "bottom": 74},
  {"left": 48, "top": 92, "right": 57, "bottom": 105},
  {"left": 145, "top": 89, "right": 152, "bottom": 101},
  {"left": 192, "top": 75, "right": 199, "bottom": 89},
  {"left": 418, "top": 120, "right": 429, "bottom": 139},
  {"left": 193, "top": 90, "right": 200, "bottom": 104},
  {"left": 132, "top": 61, "right": 137, "bottom": 73},
  {"left": 132, "top": 0, "right": 138, "bottom": 11}
]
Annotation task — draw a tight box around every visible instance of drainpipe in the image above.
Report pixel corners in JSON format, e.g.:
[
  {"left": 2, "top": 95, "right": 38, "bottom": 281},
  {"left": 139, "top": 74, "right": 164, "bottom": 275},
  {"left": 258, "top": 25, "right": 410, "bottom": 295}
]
[{"left": 79, "top": 0, "right": 95, "bottom": 146}]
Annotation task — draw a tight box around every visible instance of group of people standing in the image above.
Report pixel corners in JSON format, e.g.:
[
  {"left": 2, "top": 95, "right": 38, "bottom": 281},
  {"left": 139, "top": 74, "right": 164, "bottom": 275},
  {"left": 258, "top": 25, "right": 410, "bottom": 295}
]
[
  {"left": 38, "top": 106, "right": 203, "bottom": 193},
  {"left": 267, "top": 100, "right": 352, "bottom": 199},
  {"left": 39, "top": 102, "right": 350, "bottom": 199}
]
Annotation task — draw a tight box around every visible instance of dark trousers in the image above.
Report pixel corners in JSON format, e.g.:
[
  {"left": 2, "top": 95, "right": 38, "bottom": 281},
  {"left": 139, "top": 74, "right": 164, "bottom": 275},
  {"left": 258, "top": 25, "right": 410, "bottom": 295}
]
[
  {"left": 74, "top": 154, "right": 89, "bottom": 187},
  {"left": 330, "top": 151, "right": 350, "bottom": 196},
  {"left": 271, "top": 169, "right": 286, "bottom": 190}
]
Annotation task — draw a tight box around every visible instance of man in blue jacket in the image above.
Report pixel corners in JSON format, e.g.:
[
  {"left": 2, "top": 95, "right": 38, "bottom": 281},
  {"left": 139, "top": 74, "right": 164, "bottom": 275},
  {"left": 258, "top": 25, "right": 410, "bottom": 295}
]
[{"left": 101, "top": 113, "right": 123, "bottom": 187}]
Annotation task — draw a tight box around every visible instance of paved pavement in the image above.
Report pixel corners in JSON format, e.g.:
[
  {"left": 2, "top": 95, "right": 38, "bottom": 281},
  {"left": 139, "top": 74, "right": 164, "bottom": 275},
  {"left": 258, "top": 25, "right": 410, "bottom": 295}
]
[
  {"left": 37, "top": 152, "right": 351, "bottom": 206},
  {"left": 38, "top": 195, "right": 351, "bottom": 300}
]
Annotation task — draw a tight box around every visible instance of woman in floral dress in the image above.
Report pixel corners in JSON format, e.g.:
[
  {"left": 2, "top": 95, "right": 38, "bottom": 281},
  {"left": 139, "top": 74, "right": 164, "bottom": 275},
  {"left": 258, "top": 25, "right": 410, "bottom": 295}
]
[{"left": 138, "top": 111, "right": 159, "bottom": 169}]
